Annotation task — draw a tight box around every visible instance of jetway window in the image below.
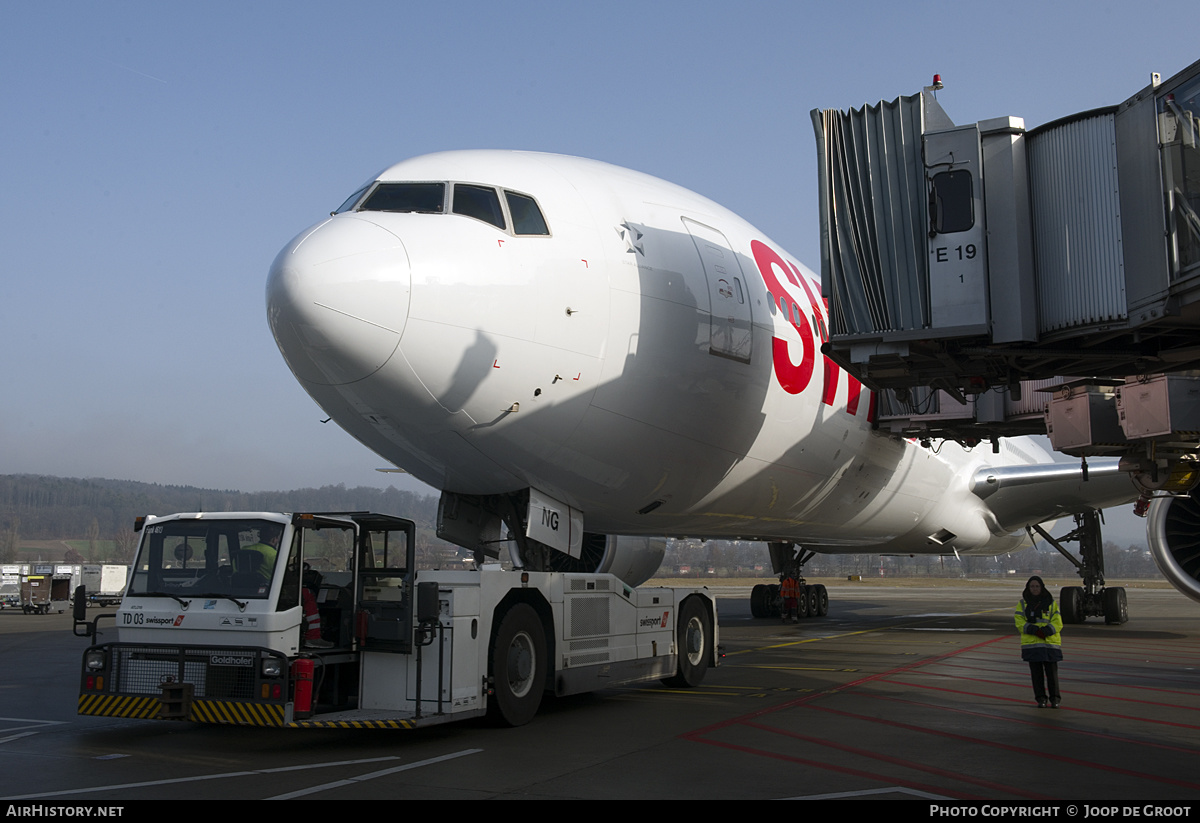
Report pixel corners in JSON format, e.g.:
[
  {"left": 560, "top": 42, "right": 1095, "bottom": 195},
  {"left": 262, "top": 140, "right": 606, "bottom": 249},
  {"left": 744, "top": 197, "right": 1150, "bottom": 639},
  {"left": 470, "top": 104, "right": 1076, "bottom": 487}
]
[
  {"left": 930, "top": 170, "right": 974, "bottom": 234},
  {"left": 453, "top": 184, "right": 506, "bottom": 230},
  {"left": 505, "top": 190, "right": 550, "bottom": 235},
  {"left": 359, "top": 182, "right": 446, "bottom": 214}
]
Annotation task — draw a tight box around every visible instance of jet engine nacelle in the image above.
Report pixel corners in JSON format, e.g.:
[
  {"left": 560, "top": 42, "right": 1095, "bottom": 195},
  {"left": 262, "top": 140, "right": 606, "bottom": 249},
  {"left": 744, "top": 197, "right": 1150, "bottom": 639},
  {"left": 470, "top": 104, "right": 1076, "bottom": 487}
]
[
  {"left": 593, "top": 535, "right": 667, "bottom": 588},
  {"left": 1146, "top": 493, "right": 1200, "bottom": 604},
  {"left": 436, "top": 489, "right": 665, "bottom": 586}
]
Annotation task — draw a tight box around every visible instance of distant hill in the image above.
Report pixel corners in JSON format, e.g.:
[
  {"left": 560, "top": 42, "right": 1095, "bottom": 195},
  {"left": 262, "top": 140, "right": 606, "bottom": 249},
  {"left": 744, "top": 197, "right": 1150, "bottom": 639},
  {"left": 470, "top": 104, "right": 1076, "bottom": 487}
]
[
  {"left": 0, "top": 474, "right": 444, "bottom": 563},
  {"left": 0, "top": 475, "right": 1157, "bottom": 578}
]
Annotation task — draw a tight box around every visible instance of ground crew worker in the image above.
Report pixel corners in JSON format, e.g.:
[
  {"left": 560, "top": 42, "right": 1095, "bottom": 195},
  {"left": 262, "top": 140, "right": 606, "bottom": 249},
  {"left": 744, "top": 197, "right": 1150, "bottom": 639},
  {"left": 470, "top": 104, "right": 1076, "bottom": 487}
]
[
  {"left": 301, "top": 563, "right": 332, "bottom": 648},
  {"left": 1014, "top": 575, "right": 1063, "bottom": 708},
  {"left": 239, "top": 523, "right": 281, "bottom": 583},
  {"left": 781, "top": 573, "right": 800, "bottom": 623}
]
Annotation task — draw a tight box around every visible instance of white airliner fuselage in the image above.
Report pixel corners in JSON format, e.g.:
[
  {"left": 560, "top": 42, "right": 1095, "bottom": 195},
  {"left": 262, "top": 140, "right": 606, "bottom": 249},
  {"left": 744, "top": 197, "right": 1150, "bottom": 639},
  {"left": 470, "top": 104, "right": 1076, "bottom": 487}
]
[{"left": 267, "top": 151, "right": 1135, "bottom": 563}]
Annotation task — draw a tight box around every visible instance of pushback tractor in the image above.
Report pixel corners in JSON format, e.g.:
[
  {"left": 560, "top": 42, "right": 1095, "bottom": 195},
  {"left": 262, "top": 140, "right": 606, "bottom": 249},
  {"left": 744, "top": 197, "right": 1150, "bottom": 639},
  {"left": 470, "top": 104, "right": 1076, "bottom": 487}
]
[{"left": 76, "top": 512, "right": 717, "bottom": 728}]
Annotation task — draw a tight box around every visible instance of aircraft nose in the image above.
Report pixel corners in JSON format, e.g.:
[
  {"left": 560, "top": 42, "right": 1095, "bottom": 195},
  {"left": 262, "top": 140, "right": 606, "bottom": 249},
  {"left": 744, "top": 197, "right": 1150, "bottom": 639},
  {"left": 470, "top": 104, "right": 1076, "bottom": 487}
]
[{"left": 267, "top": 216, "right": 410, "bottom": 386}]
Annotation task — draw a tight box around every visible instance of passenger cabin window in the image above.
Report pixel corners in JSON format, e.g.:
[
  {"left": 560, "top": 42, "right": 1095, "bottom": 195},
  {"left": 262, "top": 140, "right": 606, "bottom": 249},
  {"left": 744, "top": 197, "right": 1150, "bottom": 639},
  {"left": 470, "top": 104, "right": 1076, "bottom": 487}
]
[
  {"left": 452, "top": 184, "right": 506, "bottom": 230},
  {"left": 359, "top": 182, "right": 446, "bottom": 213},
  {"left": 505, "top": 191, "right": 550, "bottom": 235}
]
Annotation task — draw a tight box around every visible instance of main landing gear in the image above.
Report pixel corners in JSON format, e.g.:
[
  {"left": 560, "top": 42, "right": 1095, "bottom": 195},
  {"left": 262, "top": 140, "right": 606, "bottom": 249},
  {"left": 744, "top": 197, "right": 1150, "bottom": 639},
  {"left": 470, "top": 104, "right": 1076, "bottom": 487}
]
[
  {"left": 750, "top": 542, "right": 829, "bottom": 620},
  {"left": 1031, "top": 510, "right": 1128, "bottom": 625}
]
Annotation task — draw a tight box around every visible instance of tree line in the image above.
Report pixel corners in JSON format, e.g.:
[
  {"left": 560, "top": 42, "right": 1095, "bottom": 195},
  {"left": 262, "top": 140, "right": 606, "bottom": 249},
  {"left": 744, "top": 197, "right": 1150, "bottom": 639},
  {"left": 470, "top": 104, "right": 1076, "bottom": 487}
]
[
  {"left": 662, "top": 537, "right": 1160, "bottom": 579},
  {"left": 1, "top": 475, "right": 1159, "bottom": 578},
  {"left": 0, "top": 474, "right": 447, "bottom": 564}
]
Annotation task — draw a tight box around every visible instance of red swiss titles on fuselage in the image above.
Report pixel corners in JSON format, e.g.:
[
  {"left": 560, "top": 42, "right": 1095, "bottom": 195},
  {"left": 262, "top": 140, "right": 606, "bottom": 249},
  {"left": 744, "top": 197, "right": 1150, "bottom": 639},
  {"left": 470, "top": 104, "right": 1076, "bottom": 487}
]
[{"left": 750, "top": 239, "right": 870, "bottom": 419}]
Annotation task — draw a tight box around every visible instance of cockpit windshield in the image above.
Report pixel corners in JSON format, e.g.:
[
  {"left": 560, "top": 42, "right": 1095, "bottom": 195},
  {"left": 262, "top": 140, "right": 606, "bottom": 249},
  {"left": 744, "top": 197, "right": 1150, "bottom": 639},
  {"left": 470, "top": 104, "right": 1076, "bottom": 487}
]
[
  {"left": 336, "top": 178, "right": 549, "bottom": 235},
  {"left": 358, "top": 182, "right": 446, "bottom": 213},
  {"left": 333, "top": 183, "right": 372, "bottom": 215},
  {"left": 452, "top": 184, "right": 506, "bottom": 229},
  {"left": 127, "top": 518, "right": 287, "bottom": 601},
  {"left": 506, "top": 190, "right": 549, "bottom": 235}
]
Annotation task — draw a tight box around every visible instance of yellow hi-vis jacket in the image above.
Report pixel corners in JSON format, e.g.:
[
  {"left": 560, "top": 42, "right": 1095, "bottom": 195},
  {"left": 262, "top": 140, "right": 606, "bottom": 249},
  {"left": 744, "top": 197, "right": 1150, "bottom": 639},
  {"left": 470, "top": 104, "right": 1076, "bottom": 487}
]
[{"left": 1014, "top": 599, "right": 1063, "bottom": 652}]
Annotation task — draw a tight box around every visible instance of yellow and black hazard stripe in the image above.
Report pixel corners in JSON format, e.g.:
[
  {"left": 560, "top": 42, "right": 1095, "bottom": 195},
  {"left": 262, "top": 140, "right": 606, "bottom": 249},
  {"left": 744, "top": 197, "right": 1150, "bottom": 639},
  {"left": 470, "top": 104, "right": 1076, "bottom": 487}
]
[
  {"left": 78, "top": 693, "right": 162, "bottom": 719},
  {"left": 78, "top": 693, "right": 286, "bottom": 726},
  {"left": 287, "top": 718, "right": 417, "bottom": 729},
  {"left": 188, "top": 699, "right": 286, "bottom": 726}
]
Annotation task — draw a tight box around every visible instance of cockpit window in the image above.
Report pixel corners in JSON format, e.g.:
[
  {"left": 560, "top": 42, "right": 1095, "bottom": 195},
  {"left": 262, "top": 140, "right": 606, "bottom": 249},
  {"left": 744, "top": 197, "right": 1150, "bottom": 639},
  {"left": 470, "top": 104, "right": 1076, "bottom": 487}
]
[
  {"left": 359, "top": 182, "right": 446, "bottom": 213},
  {"left": 336, "top": 177, "right": 549, "bottom": 236},
  {"left": 505, "top": 191, "right": 550, "bottom": 235},
  {"left": 452, "top": 184, "right": 506, "bottom": 230},
  {"left": 334, "top": 183, "right": 372, "bottom": 214}
]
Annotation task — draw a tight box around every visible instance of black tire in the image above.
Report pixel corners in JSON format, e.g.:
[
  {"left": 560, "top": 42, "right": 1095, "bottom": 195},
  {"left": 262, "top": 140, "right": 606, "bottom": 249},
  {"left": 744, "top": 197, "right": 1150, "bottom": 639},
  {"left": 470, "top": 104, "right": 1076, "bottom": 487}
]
[
  {"left": 1103, "top": 587, "right": 1128, "bottom": 625},
  {"left": 814, "top": 584, "right": 829, "bottom": 616},
  {"left": 796, "top": 585, "right": 811, "bottom": 619},
  {"left": 750, "top": 584, "right": 768, "bottom": 618},
  {"left": 1060, "top": 586, "right": 1084, "bottom": 624},
  {"left": 665, "top": 597, "right": 710, "bottom": 687},
  {"left": 766, "top": 584, "right": 781, "bottom": 618},
  {"left": 487, "top": 603, "right": 546, "bottom": 726}
]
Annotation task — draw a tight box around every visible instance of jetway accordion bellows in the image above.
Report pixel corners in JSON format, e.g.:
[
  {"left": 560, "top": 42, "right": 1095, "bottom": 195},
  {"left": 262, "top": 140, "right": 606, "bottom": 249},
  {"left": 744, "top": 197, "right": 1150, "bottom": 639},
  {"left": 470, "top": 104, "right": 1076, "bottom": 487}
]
[{"left": 812, "top": 92, "right": 938, "bottom": 337}]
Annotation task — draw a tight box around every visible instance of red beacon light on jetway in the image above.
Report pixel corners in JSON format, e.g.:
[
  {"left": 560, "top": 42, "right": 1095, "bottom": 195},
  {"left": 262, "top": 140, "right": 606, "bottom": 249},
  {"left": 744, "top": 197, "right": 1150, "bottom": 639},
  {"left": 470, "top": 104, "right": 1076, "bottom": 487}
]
[{"left": 925, "top": 73, "right": 944, "bottom": 93}]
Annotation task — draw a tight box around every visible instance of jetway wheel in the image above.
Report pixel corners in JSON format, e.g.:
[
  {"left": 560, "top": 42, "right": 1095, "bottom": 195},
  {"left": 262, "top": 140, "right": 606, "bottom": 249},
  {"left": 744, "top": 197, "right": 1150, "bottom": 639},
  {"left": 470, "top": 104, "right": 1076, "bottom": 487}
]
[{"left": 488, "top": 604, "right": 546, "bottom": 726}]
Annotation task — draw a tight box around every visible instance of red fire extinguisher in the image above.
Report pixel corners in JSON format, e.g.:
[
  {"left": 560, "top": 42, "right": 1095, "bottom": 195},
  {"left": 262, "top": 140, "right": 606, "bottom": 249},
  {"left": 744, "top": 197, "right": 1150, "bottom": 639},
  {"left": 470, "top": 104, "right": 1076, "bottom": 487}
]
[{"left": 292, "top": 657, "right": 314, "bottom": 718}]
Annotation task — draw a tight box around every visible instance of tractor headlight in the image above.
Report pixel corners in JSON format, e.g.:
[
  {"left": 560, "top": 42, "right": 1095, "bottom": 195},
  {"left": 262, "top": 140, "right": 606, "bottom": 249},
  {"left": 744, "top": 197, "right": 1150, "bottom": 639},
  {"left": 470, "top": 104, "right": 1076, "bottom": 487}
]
[
  {"left": 261, "top": 658, "right": 283, "bottom": 678},
  {"left": 85, "top": 649, "right": 106, "bottom": 671}
]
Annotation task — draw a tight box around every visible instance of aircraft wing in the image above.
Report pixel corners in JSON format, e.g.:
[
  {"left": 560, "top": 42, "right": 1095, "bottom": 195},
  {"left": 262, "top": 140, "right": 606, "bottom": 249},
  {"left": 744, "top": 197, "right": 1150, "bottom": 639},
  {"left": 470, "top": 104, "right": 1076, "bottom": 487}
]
[{"left": 969, "top": 458, "right": 1138, "bottom": 532}]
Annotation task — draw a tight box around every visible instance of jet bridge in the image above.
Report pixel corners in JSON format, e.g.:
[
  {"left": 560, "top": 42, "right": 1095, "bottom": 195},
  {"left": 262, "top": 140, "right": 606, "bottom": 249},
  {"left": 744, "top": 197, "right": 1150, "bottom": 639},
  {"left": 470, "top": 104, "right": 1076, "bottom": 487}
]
[{"left": 813, "top": 58, "right": 1200, "bottom": 491}]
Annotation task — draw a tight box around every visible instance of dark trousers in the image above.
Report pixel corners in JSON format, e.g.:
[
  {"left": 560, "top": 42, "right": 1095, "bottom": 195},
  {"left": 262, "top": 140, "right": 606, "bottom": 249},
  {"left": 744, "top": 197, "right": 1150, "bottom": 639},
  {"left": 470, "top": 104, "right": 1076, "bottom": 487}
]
[{"left": 1029, "top": 661, "right": 1060, "bottom": 703}]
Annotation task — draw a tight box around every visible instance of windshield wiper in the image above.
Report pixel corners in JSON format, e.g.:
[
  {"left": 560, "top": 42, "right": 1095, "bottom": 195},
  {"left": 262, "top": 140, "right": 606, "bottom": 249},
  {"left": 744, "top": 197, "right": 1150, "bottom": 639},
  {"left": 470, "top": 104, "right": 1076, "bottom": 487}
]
[
  {"left": 129, "top": 591, "right": 248, "bottom": 612},
  {"left": 135, "top": 591, "right": 191, "bottom": 609}
]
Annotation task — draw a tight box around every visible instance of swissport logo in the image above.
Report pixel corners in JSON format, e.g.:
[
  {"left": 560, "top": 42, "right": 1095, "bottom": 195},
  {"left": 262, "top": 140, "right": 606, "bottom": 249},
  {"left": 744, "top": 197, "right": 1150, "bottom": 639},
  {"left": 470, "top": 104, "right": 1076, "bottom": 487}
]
[
  {"left": 140, "top": 614, "right": 183, "bottom": 626},
  {"left": 640, "top": 610, "right": 670, "bottom": 628}
]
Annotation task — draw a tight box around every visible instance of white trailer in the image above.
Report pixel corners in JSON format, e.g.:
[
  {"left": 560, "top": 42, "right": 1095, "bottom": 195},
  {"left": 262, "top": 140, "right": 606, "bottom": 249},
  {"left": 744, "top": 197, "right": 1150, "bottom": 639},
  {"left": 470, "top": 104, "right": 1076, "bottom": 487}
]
[
  {"left": 0, "top": 565, "right": 20, "bottom": 609},
  {"left": 76, "top": 512, "right": 717, "bottom": 728},
  {"left": 79, "top": 565, "right": 129, "bottom": 607}
]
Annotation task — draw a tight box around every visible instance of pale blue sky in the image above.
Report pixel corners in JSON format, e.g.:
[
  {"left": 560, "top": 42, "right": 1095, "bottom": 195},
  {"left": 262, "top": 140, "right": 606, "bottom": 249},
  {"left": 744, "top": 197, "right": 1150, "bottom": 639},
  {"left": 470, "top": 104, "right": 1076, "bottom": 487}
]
[{"left": 1, "top": 0, "right": 1195, "bottom": 547}]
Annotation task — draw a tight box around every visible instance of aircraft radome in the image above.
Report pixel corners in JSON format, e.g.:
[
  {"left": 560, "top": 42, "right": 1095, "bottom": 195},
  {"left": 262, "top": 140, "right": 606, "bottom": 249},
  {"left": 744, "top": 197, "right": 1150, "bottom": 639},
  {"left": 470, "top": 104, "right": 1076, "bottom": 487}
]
[{"left": 267, "top": 149, "right": 1182, "bottom": 620}]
